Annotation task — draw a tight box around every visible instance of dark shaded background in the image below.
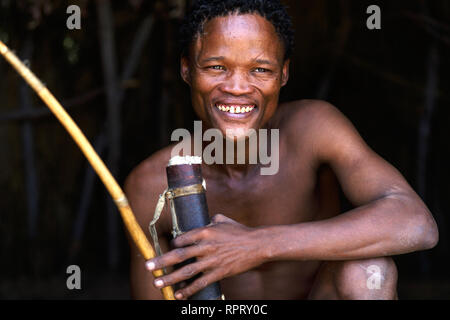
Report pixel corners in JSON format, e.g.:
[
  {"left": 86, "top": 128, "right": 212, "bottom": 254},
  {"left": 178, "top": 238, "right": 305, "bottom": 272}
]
[{"left": 0, "top": 0, "right": 449, "bottom": 299}]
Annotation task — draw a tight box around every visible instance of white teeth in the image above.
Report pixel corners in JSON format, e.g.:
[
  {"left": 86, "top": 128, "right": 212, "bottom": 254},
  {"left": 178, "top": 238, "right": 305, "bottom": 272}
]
[{"left": 216, "top": 104, "right": 255, "bottom": 114}]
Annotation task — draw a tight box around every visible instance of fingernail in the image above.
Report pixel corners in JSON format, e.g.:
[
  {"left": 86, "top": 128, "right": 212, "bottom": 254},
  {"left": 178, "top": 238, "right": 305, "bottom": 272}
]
[
  {"left": 146, "top": 261, "right": 155, "bottom": 270},
  {"left": 154, "top": 279, "right": 164, "bottom": 287},
  {"left": 175, "top": 292, "right": 183, "bottom": 299}
]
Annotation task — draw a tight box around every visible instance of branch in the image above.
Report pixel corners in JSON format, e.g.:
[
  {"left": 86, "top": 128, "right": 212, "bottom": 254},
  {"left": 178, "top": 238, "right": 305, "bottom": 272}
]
[
  {"left": 19, "top": 35, "right": 39, "bottom": 240},
  {"left": 403, "top": 11, "right": 450, "bottom": 47},
  {"left": 316, "top": 0, "right": 351, "bottom": 99},
  {"left": 116, "top": 14, "right": 154, "bottom": 106},
  {"left": 342, "top": 53, "right": 450, "bottom": 103},
  {"left": 0, "top": 87, "right": 103, "bottom": 123},
  {"left": 96, "top": 0, "right": 121, "bottom": 270},
  {"left": 69, "top": 131, "right": 107, "bottom": 261}
]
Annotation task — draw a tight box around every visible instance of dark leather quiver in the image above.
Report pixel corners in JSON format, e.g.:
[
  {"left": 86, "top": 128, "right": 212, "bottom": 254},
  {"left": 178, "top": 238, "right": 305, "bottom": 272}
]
[{"left": 166, "top": 163, "right": 222, "bottom": 300}]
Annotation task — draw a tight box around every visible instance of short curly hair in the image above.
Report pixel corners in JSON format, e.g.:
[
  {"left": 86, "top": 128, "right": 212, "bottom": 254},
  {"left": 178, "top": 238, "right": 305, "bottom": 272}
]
[{"left": 179, "top": 0, "right": 295, "bottom": 60}]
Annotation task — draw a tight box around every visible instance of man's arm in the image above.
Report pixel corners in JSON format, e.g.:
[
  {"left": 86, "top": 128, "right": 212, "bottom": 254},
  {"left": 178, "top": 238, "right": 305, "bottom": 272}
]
[{"left": 259, "top": 101, "right": 439, "bottom": 261}]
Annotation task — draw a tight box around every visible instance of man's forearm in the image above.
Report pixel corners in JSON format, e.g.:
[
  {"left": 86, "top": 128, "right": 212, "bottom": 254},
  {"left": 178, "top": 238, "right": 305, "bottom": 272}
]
[{"left": 259, "top": 194, "right": 438, "bottom": 262}]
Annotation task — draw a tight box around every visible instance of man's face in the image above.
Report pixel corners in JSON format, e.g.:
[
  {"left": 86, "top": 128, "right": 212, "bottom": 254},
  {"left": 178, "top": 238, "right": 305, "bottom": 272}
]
[{"left": 181, "top": 13, "right": 289, "bottom": 139}]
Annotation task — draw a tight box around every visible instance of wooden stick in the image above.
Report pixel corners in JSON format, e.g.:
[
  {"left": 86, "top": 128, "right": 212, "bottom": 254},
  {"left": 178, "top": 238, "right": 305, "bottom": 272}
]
[
  {"left": 0, "top": 87, "right": 103, "bottom": 123},
  {"left": 0, "top": 40, "right": 175, "bottom": 300}
]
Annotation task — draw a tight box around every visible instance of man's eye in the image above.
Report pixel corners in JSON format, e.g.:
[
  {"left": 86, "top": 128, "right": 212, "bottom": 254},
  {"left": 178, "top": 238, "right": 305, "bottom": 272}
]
[
  {"left": 254, "top": 67, "right": 269, "bottom": 73},
  {"left": 209, "top": 65, "right": 225, "bottom": 71}
]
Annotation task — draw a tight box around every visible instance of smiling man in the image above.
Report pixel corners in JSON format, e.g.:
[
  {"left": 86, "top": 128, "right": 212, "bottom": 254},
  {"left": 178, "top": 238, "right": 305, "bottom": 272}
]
[{"left": 124, "top": 0, "right": 438, "bottom": 300}]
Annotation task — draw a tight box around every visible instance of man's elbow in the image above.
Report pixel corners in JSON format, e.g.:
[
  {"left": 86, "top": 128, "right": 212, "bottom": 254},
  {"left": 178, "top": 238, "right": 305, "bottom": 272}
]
[
  {"left": 390, "top": 193, "right": 439, "bottom": 252},
  {"left": 420, "top": 217, "right": 439, "bottom": 250},
  {"left": 409, "top": 206, "right": 439, "bottom": 251}
]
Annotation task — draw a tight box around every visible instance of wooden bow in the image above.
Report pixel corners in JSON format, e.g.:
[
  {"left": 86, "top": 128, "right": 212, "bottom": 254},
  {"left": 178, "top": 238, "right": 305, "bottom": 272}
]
[{"left": 0, "top": 40, "right": 174, "bottom": 300}]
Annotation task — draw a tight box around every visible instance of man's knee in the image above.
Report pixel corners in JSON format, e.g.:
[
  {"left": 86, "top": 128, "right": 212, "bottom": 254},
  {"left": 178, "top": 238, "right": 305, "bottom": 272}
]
[{"left": 331, "top": 257, "right": 398, "bottom": 300}]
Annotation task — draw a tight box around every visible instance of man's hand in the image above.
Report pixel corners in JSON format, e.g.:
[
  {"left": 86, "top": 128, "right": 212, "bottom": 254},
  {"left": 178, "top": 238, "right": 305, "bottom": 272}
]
[{"left": 144, "top": 214, "right": 267, "bottom": 299}]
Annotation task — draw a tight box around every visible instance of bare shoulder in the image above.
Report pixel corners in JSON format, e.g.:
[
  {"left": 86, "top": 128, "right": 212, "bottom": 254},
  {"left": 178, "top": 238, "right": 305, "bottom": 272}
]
[
  {"left": 277, "top": 99, "right": 347, "bottom": 129},
  {"left": 124, "top": 146, "right": 172, "bottom": 199},
  {"left": 124, "top": 145, "right": 174, "bottom": 232},
  {"left": 277, "top": 99, "right": 358, "bottom": 149}
]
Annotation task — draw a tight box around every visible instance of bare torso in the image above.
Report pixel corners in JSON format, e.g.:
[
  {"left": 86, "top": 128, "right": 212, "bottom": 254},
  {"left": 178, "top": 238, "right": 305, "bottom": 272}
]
[
  {"left": 126, "top": 98, "right": 436, "bottom": 300},
  {"left": 147, "top": 100, "right": 341, "bottom": 299}
]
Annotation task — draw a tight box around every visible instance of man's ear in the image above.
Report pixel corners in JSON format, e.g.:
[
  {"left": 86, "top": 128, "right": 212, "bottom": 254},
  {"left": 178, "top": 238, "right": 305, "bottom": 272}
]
[
  {"left": 180, "top": 56, "right": 191, "bottom": 85},
  {"left": 281, "top": 59, "right": 290, "bottom": 87}
]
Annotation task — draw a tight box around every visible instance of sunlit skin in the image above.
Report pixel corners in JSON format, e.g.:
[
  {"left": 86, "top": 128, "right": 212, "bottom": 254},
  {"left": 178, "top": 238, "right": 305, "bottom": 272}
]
[
  {"left": 125, "top": 13, "right": 438, "bottom": 300},
  {"left": 181, "top": 14, "right": 289, "bottom": 140}
]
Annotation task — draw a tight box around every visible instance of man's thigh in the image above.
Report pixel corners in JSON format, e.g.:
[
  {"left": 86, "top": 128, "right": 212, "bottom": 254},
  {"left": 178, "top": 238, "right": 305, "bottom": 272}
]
[{"left": 308, "top": 257, "right": 398, "bottom": 300}]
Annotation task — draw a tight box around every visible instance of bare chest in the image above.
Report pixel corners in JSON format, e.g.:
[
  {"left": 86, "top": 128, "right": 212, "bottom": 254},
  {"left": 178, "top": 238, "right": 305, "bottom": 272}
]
[{"left": 204, "top": 162, "right": 319, "bottom": 228}]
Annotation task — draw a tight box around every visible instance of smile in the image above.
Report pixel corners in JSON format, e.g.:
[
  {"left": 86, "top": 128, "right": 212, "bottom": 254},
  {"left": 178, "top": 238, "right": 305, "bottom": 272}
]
[{"left": 215, "top": 104, "right": 256, "bottom": 114}]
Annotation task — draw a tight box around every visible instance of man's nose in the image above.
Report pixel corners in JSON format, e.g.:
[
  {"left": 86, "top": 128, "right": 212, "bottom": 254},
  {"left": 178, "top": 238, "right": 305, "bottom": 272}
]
[{"left": 220, "top": 71, "right": 252, "bottom": 95}]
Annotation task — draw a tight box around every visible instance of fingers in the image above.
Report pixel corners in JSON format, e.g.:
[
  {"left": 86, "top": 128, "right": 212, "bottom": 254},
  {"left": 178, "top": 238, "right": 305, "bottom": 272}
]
[
  {"left": 146, "top": 245, "right": 203, "bottom": 272},
  {"left": 172, "top": 227, "right": 211, "bottom": 248},
  {"left": 171, "top": 214, "right": 239, "bottom": 248},
  {"left": 174, "top": 271, "right": 222, "bottom": 300},
  {"left": 152, "top": 259, "right": 209, "bottom": 291}
]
